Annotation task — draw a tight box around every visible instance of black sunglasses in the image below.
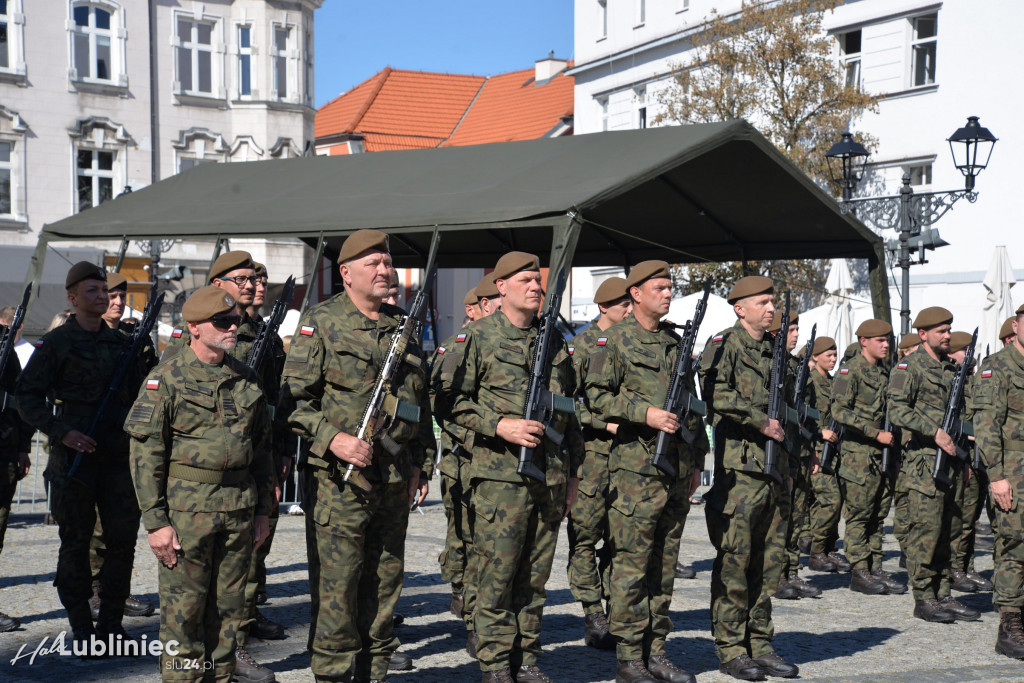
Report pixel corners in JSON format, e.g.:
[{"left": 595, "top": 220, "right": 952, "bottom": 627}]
[{"left": 209, "top": 315, "right": 242, "bottom": 331}]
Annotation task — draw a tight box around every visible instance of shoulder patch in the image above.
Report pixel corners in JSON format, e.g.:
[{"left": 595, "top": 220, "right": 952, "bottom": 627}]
[
  {"left": 145, "top": 379, "right": 159, "bottom": 390},
  {"left": 455, "top": 333, "right": 467, "bottom": 343},
  {"left": 128, "top": 400, "right": 157, "bottom": 424},
  {"left": 437, "top": 346, "right": 446, "bottom": 355},
  {"left": 299, "top": 325, "right": 315, "bottom": 336},
  {"left": 568, "top": 346, "right": 574, "bottom": 355},
  {"left": 712, "top": 334, "right": 724, "bottom": 343},
  {"left": 981, "top": 369, "right": 992, "bottom": 378},
  {"left": 171, "top": 328, "right": 183, "bottom": 339},
  {"left": 839, "top": 368, "right": 849, "bottom": 375},
  {"left": 596, "top": 337, "right": 607, "bottom": 346},
  {"left": 34, "top": 340, "right": 43, "bottom": 347},
  {"left": 897, "top": 362, "right": 908, "bottom": 369}
]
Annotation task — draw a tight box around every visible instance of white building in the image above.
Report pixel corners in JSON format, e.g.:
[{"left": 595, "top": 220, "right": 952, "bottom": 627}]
[
  {"left": 0, "top": 0, "right": 321, "bottom": 328},
  {"left": 568, "top": 0, "right": 1024, "bottom": 339}
]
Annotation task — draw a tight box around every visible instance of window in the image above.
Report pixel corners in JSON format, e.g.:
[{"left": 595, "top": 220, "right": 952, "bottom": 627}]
[
  {"left": 0, "top": 106, "right": 26, "bottom": 222},
  {"left": 838, "top": 29, "right": 862, "bottom": 89},
  {"left": 172, "top": 128, "right": 228, "bottom": 172},
  {"left": 0, "top": 0, "right": 25, "bottom": 80},
  {"left": 304, "top": 28, "right": 313, "bottom": 105},
  {"left": 0, "top": 141, "right": 12, "bottom": 215},
  {"left": 273, "top": 25, "right": 291, "bottom": 99},
  {"left": 77, "top": 148, "right": 114, "bottom": 212},
  {"left": 72, "top": 4, "right": 112, "bottom": 81},
  {"left": 910, "top": 13, "right": 937, "bottom": 86},
  {"left": 598, "top": 0, "right": 607, "bottom": 39},
  {"left": 0, "top": 1, "right": 10, "bottom": 70},
  {"left": 677, "top": 0, "right": 690, "bottom": 12},
  {"left": 238, "top": 25, "right": 252, "bottom": 97},
  {"left": 178, "top": 157, "right": 215, "bottom": 173},
  {"left": 636, "top": 0, "right": 646, "bottom": 26},
  {"left": 635, "top": 86, "right": 647, "bottom": 130},
  {"left": 905, "top": 163, "right": 932, "bottom": 187},
  {"left": 177, "top": 17, "right": 214, "bottom": 94},
  {"left": 598, "top": 97, "right": 608, "bottom": 132}
]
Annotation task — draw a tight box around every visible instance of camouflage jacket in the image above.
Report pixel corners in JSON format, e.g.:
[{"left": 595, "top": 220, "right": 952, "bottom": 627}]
[
  {"left": 787, "top": 354, "right": 817, "bottom": 466},
  {"left": 971, "top": 344, "right": 1024, "bottom": 482},
  {"left": 124, "top": 344, "right": 274, "bottom": 531},
  {"left": 442, "top": 309, "right": 583, "bottom": 485},
  {"left": 280, "top": 292, "right": 432, "bottom": 484},
  {"left": 571, "top": 323, "right": 615, "bottom": 456},
  {"left": 585, "top": 315, "right": 707, "bottom": 478},
  {"left": 809, "top": 368, "right": 833, "bottom": 443},
  {"left": 431, "top": 329, "right": 474, "bottom": 479},
  {"left": 830, "top": 352, "right": 887, "bottom": 483},
  {"left": 0, "top": 348, "right": 33, "bottom": 459},
  {"left": 699, "top": 320, "right": 791, "bottom": 478},
  {"left": 16, "top": 315, "right": 145, "bottom": 454}
]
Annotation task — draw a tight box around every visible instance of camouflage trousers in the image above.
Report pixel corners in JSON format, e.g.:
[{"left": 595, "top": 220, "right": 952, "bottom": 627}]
[
  {"left": 705, "top": 469, "right": 789, "bottom": 664},
  {"left": 784, "top": 457, "right": 813, "bottom": 573},
  {"left": 901, "top": 451, "right": 959, "bottom": 600},
  {"left": 607, "top": 468, "right": 690, "bottom": 662},
  {"left": 0, "top": 459, "right": 19, "bottom": 557},
  {"left": 471, "top": 477, "right": 564, "bottom": 673},
  {"left": 808, "top": 470, "right": 842, "bottom": 555},
  {"left": 838, "top": 467, "right": 887, "bottom": 571},
  {"left": 567, "top": 451, "right": 611, "bottom": 613},
  {"left": 158, "top": 507, "right": 252, "bottom": 683},
  {"left": 440, "top": 463, "right": 478, "bottom": 633},
  {"left": 951, "top": 464, "right": 984, "bottom": 573},
  {"left": 237, "top": 496, "right": 279, "bottom": 647},
  {"left": 992, "top": 462, "right": 1024, "bottom": 610},
  {"left": 893, "top": 469, "right": 910, "bottom": 554}
]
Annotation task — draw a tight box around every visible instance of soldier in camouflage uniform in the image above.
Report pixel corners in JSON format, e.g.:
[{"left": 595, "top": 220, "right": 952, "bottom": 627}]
[
  {"left": 431, "top": 272, "right": 500, "bottom": 659},
  {"left": 698, "top": 275, "right": 798, "bottom": 681},
  {"left": 888, "top": 306, "right": 980, "bottom": 623},
  {"left": 125, "top": 285, "right": 274, "bottom": 682},
  {"left": 584, "top": 262, "right": 700, "bottom": 683},
  {"left": 280, "top": 230, "right": 432, "bottom": 683},
  {"left": 16, "top": 262, "right": 146, "bottom": 648},
  {"left": 438, "top": 251, "right": 582, "bottom": 683},
  {"left": 0, "top": 304, "right": 32, "bottom": 632},
  {"left": 565, "top": 276, "right": 630, "bottom": 653},
  {"left": 972, "top": 304, "right": 1024, "bottom": 658},
  {"left": 829, "top": 320, "right": 906, "bottom": 596}
]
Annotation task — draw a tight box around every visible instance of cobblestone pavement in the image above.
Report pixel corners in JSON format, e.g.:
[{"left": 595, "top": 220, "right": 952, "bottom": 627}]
[{"left": 0, "top": 484, "right": 1020, "bottom": 682}]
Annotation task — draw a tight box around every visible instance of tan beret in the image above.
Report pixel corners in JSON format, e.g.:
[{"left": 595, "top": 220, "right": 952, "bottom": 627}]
[
  {"left": 253, "top": 262, "right": 268, "bottom": 279},
  {"left": 855, "top": 319, "right": 892, "bottom": 338},
  {"left": 475, "top": 272, "right": 500, "bottom": 300},
  {"left": 812, "top": 336, "right": 836, "bottom": 356},
  {"left": 625, "top": 261, "right": 670, "bottom": 291},
  {"left": 769, "top": 310, "right": 799, "bottom": 333},
  {"left": 948, "top": 331, "right": 974, "bottom": 354},
  {"left": 492, "top": 251, "right": 540, "bottom": 281},
  {"left": 106, "top": 272, "right": 128, "bottom": 291},
  {"left": 999, "top": 316, "right": 1015, "bottom": 340},
  {"left": 338, "top": 229, "right": 390, "bottom": 264},
  {"left": 594, "top": 276, "right": 629, "bottom": 305},
  {"left": 66, "top": 261, "right": 107, "bottom": 289},
  {"left": 209, "top": 251, "right": 255, "bottom": 281},
  {"left": 898, "top": 335, "right": 920, "bottom": 351},
  {"left": 182, "top": 285, "right": 237, "bottom": 322},
  {"left": 913, "top": 306, "right": 953, "bottom": 329},
  {"left": 463, "top": 287, "right": 477, "bottom": 306},
  {"left": 727, "top": 275, "right": 773, "bottom": 304},
  {"left": 1016, "top": 303, "right": 1024, "bottom": 316}
]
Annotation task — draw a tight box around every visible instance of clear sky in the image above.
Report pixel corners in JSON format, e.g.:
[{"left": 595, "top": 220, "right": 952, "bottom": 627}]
[{"left": 313, "top": 1, "right": 575, "bottom": 108}]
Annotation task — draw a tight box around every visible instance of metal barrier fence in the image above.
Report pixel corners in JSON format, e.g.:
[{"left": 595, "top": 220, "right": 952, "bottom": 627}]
[{"left": 12, "top": 433, "right": 50, "bottom": 515}]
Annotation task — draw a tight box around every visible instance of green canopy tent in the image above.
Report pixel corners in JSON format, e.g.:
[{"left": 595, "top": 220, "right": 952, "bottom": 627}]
[{"left": 32, "top": 120, "right": 891, "bottom": 320}]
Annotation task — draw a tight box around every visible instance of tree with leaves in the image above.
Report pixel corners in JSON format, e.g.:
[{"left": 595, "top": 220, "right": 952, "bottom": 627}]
[{"left": 656, "top": 0, "right": 878, "bottom": 310}]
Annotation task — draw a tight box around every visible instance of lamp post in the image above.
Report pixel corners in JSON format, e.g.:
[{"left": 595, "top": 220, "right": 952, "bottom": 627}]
[{"left": 826, "top": 116, "right": 997, "bottom": 336}]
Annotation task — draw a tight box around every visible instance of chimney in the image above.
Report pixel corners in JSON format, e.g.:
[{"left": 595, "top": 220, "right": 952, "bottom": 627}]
[{"left": 535, "top": 51, "right": 568, "bottom": 83}]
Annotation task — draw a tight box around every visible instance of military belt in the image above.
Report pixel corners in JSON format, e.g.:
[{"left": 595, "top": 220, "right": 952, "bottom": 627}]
[
  {"left": 168, "top": 463, "right": 249, "bottom": 485},
  {"left": 1003, "top": 438, "right": 1024, "bottom": 452}
]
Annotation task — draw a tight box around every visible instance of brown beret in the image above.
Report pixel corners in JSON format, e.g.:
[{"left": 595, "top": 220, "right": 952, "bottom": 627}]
[
  {"left": 492, "top": 251, "right": 540, "bottom": 281},
  {"left": 913, "top": 306, "right": 953, "bottom": 330},
  {"left": 106, "top": 272, "right": 128, "bottom": 291},
  {"left": 594, "top": 276, "right": 629, "bottom": 305},
  {"left": 338, "top": 229, "right": 390, "bottom": 264},
  {"left": 209, "top": 251, "right": 255, "bottom": 281},
  {"left": 727, "top": 275, "right": 773, "bottom": 304},
  {"left": 898, "top": 335, "right": 920, "bottom": 351},
  {"left": 625, "top": 261, "right": 670, "bottom": 291},
  {"left": 812, "top": 336, "right": 836, "bottom": 356},
  {"left": 949, "top": 331, "right": 973, "bottom": 353},
  {"left": 474, "top": 272, "right": 499, "bottom": 300},
  {"left": 1000, "top": 316, "right": 1015, "bottom": 340},
  {"left": 855, "top": 319, "right": 892, "bottom": 338},
  {"left": 769, "top": 310, "right": 799, "bottom": 333},
  {"left": 463, "top": 287, "right": 477, "bottom": 306},
  {"left": 66, "top": 261, "right": 107, "bottom": 289},
  {"left": 182, "top": 285, "right": 237, "bottom": 322},
  {"left": 1016, "top": 303, "right": 1024, "bottom": 316},
  {"left": 253, "top": 262, "right": 268, "bottom": 279}
]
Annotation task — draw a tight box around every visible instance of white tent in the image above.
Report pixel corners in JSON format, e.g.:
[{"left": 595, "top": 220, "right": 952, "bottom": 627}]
[
  {"left": 823, "top": 259, "right": 855, "bottom": 350},
  {"left": 667, "top": 291, "right": 737, "bottom": 355},
  {"left": 980, "top": 246, "right": 1016, "bottom": 352}
]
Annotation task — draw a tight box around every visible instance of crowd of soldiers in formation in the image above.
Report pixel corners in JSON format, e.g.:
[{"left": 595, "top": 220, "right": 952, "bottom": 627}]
[{"left": 0, "top": 231, "right": 1023, "bottom": 683}]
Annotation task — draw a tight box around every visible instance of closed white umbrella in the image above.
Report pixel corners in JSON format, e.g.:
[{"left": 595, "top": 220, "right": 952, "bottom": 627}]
[
  {"left": 981, "top": 245, "right": 1016, "bottom": 353},
  {"left": 824, "top": 259, "right": 854, "bottom": 349}
]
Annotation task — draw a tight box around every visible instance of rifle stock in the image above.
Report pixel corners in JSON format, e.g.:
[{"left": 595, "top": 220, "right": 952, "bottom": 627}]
[
  {"left": 932, "top": 328, "right": 977, "bottom": 486},
  {"left": 763, "top": 295, "right": 789, "bottom": 484}
]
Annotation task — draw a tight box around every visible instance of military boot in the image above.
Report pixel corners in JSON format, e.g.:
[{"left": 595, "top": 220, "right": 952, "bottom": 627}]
[
  {"left": 647, "top": 654, "right": 696, "bottom": 683},
  {"left": 0, "top": 610, "right": 19, "bottom": 632},
  {"left": 913, "top": 598, "right": 955, "bottom": 623},
  {"left": 996, "top": 610, "right": 1024, "bottom": 659},
  {"left": 388, "top": 651, "right": 413, "bottom": 671},
  {"left": 850, "top": 568, "right": 887, "bottom": 595},
  {"left": 967, "top": 571, "right": 993, "bottom": 591},
  {"left": 775, "top": 576, "right": 799, "bottom": 600},
  {"left": 808, "top": 553, "right": 837, "bottom": 572},
  {"left": 871, "top": 567, "right": 907, "bottom": 594},
  {"left": 828, "top": 551, "right": 851, "bottom": 572},
  {"left": 797, "top": 536, "right": 811, "bottom": 554},
  {"left": 938, "top": 595, "right": 981, "bottom": 621},
  {"left": 123, "top": 594, "right": 155, "bottom": 618},
  {"left": 751, "top": 653, "right": 798, "bottom": 678},
  {"left": 482, "top": 670, "right": 514, "bottom": 683},
  {"left": 516, "top": 664, "right": 554, "bottom": 682},
  {"left": 252, "top": 609, "right": 286, "bottom": 640},
  {"left": 466, "top": 631, "right": 480, "bottom": 659},
  {"left": 584, "top": 611, "right": 615, "bottom": 650},
  {"left": 234, "top": 646, "right": 276, "bottom": 683},
  {"left": 616, "top": 659, "right": 658, "bottom": 683},
  {"left": 787, "top": 571, "right": 822, "bottom": 598},
  {"left": 949, "top": 568, "right": 979, "bottom": 593},
  {"left": 674, "top": 562, "right": 696, "bottom": 579},
  {"left": 718, "top": 654, "right": 766, "bottom": 681},
  {"left": 89, "top": 584, "right": 101, "bottom": 621},
  {"left": 450, "top": 592, "right": 465, "bottom": 618}
]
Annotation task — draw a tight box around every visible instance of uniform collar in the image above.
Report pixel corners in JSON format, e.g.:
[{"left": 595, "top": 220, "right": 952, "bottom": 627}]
[
  {"left": 495, "top": 308, "right": 538, "bottom": 340},
  {"left": 733, "top": 319, "right": 769, "bottom": 348}
]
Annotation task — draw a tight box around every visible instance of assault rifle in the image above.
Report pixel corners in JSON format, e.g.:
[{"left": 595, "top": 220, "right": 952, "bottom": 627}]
[
  {"left": 763, "top": 295, "right": 790, "bottom": 484},
  {"left": 247, "top": 275, "right": 295, "bottom": 375},
  {"left": 932, "top": 327, "right": 978, "bottom": 486},
  {"left": 818, "top": 418, "right": 843, "bottom": 475},
  {"left": 343, "top": 231, "right": 440, "bottom": 492},
  {"left": 517, "top": 268, "right": 574, "bottom": 482},
  {"left": 68, "top": 281, "right": 165, "bottom": 484},
  {"left": 880, "top": 411, "right": 897, "bottom": 474},
  {"left": 651, "top": 280, "right": 711, "bottom": 476},
  {"left": 783, "top": 323, "right": 820, "bottom": 455},
  {"left": 0, "top": 284, "right": 30, "bottom": 410}
]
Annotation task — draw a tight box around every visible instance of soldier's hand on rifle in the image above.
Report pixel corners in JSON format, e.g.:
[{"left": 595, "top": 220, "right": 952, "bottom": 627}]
[
  {"left": 991, "top": 478, "right": 1013, "bottom": 512},
  {"left": 328, "top": 431, "right": 373, "bottom": 467},
  {"left": 149, "top": 525, "right": 181, "bottom": 568},
  {"left": 645, "top": 407, "right": 679, "bottom": 434},
  {"left": 935, "top": 427, "right": 956, "bottom": 456},
  {"left": 563, "top": 477, "right": 579, "bottom": 520},
  {"left": 810, "top": 451, "right": 821, "bottom": 476},
  {"left": 760, "top": 418, "right": 784, "bottom": 442},
  {"left": 253, "top": 514, "right": 270, "bottom": 550},
  {"left": 496, "top": 418, "right": 545, "bottom": 448},
  {"left": 408, "top": 467, "right": 429, "bottom": 509},
  {"left": 62, "top": 429, "right": 96, "bottom": 453},
  {"left": 605, "top": 423, "right": 619, "bottom": 435},
  {"left": 821, "top": 428, "right": 838, "bottom": 443},
  {"left": 876, "top": 431, "right": 895, "bottom": 447},
  {"left": 16, "top": 452, "right": 29, "bottom": 481}
]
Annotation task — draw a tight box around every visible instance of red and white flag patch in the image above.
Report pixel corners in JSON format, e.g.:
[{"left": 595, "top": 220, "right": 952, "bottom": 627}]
[
  {"left": 897, "top": 362, "right": 908, "bottom": 369},
  {"left": 34, "top": 340, "right": 44, "bottom": 348},
  {"left": 146, "top": 379, "right": 160, "bottom": 390},
  {"left": 171, "top": 328, "right": 183, "bottom": 339},
  {"left": 568, "top": 346, "right": 574, "bottom": 355},
  {"left": 839, "top": 368, "right": 849, "bottom": 375},
  {"left": 596, "top": 337, "right": 607, "bottom": 346},
  {"left": 456, "top": 333, "right": 467, "bottom": 343},
  {"left": 299, "top": 325, "right": 315, "bottom": 337},
  {"left": 437, "top": 346, "right": 446, "bottom": 355},
  {"left": 981, "top": 369, "right": 992, "bottom": 378},
  {"left": 712, "top": 334, "right": 724, "bottom": 343}
]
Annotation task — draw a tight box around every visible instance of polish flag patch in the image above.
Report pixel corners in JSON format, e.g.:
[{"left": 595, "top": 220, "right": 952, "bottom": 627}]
[
  {"left": 437, "top": 346, "right": 446, "bottom": 355},
  {"left": 34, "top": 340, "right": 44, "bottom": 348},
  {"left": 456, "top": 333, "right": 467, "bottom": 343},
  {"left": 712, "top": 335, "right": 724, "bottom": 343},
  {"left": 171, "top": 328, "right": 183, "bottom": 339},
  {"left": 897, "top": 362, "right": 908, "bottom": 369},
  {"left": 839, "top": 368, "right": 849, "bottom": 375},
  {"left": 568, "top": 346, "right": 574, "bottom": 355},
  {"left": 299, "top": 326, "right": 315, "bottom": 337},
  {"left": 596, "top": 337, "right": 607, "bottom": 346},
  {"left": 981, "top": 369, "right": 992, "bottom": 378},
  {"left": 146, "top": 379, "right": 160, "bottom": 390}
]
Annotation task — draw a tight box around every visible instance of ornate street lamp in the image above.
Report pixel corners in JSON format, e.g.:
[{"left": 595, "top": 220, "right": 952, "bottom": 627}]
[{"left": 825, "top": 116, "right": 997, "bottom": 335}]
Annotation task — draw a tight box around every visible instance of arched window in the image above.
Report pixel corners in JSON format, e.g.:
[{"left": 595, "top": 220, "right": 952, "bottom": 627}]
[{"left": 68, "top": 1, "right": 127, "bottom": 88}]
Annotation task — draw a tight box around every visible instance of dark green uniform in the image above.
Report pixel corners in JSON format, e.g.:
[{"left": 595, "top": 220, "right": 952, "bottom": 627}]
[
  {"left": 699, "top": 321, "right": 791, "bottom": 664},
  {"left": 888, "top": 350, "right": 959, "bottom": 600},
  {"left": 808, "top": 368, "right": 842, "bottom": 556},
  {"left": 16, "top": 316, "right": 145, "bottom": 636},
  {"left": 585, "top": 316, "right": 706, "bottom": 662},
  {"left": 0, "top": 351, "right": 32, "bottom": 558},
  {"left": 281, "top": 292, "right": 431, "bottom": 681},
  {"left": 440, "top": 310, "right": 582, "bottom": 674}
]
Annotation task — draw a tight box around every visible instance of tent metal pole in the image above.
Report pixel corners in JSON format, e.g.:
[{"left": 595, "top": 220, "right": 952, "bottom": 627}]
[
  {"left": 112, "top": 235, "right": 129, "bottom": 272},
  {"left": 301, "top": 233, "right": 326, "bottom": 313}
]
